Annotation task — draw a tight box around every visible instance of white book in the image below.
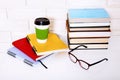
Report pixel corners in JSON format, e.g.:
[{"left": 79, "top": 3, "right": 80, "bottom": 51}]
[
  {"left": 69, "top": 38, "right": 109, "bottom": 44},
  {"left": 69, "top": 27, "right": 110, "bottom": 31},
  {"left": 69, "top": 44, "right": 108, "bottom": 49},
  {"left": 69, "top": 31, "right": 111, "bottom": 38},
  {"left": 69, "top": 22, "right": 110, "bottom": 27}
]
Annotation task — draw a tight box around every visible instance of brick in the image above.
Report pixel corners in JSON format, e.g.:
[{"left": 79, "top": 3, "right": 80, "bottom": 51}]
[
  {"left": 27, "top": 0, "right": 66, "bottom": 9},
  {"left": 0, "top": 0, "right": 25, "bottom": 8},
  {"left": 46, "top": 9, "right": 67, "bottom": 20},
  {"left": 0, "top": 19, "right": 29, "bottom": 32},
  {"left": 111, "top": 19, "right": 120, "bottom": 30},
  {"left": 45, "top": 0, "right": 66, "bottom": 9},
  {"left": 26, "top": 0, "right": 46, "bottom": 8},
  {"left": 0, "top": 43, "right": 11, "bottom": 52},
  {"left": 110, "top": 19, "right": 120, "bottom": 35},
  {"left": 0, "top": 32, "right": 11, "bottom": 43},
  {"left": 106, "top": 8, "right": 120, "bottom": 19},
  {"left": 0, "top": 9, "right": 7, "bottom": 19},
  {"left": 29, "top": 19, "right": 37, "bottom": 33},
  {"left": 7, "top": 8, "right": 46, "bottom": 20},
  {"left": 108, "top": 0, "right": 120, "bottom": 7},
  {"left": 66, "top": 0, "right": 107, "bottom": 9},
  {"left": 51, "top": 20, "right": 67, "bottom": 35},
  {"left": 11, "top": 32, "right": 29, "bottom": 41}
]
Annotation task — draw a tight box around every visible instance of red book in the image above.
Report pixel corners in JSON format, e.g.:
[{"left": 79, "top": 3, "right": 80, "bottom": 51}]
[{"left": 12, "top": 37, "right": 49, "bottom": 61}]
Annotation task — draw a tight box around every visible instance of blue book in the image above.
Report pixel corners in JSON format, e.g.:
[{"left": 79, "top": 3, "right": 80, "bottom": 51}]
[{"left": 68, "top": 8, "right": 110, "bottom": 23}]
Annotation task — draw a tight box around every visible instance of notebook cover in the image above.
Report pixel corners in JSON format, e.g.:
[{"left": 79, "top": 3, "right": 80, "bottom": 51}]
[
  {"left": 27, "top": 33, "right": 68, "bottom": 55},
  {"left": 7, "top": 47, "right": 39, "bottom": 66},
  {"left": 12, "top": 37, "right": 43, "bottom": 61}
]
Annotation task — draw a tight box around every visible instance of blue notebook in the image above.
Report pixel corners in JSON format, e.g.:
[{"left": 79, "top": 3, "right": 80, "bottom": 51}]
[
  {"left": 68, "top": 8, "right": 110, "bottom": 19},
  {"left": 7, "top": 47, "right": 39, "bottom": 66},
  {"left": 7, "top": 47, "right": 53, "bottom": 68}
]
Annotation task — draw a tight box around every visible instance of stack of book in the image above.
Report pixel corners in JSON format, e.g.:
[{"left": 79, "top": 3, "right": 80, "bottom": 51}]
[
  {"left": 67, "top": 8, "right": 111, "bottom": 50},
  {"left": 7, "top": 33, "right": 68, "bottom": 67}
]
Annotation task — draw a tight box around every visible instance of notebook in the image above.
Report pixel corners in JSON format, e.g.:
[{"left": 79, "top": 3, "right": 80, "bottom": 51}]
[
  {"left": 7, "top": 47, "right": 40, "bottom": 66},
  {"left": 12, "top": 37, "right": 52, "bottom": 61},
  {"left": 27, "top": 33, "right": 68, "bottom": 56}
]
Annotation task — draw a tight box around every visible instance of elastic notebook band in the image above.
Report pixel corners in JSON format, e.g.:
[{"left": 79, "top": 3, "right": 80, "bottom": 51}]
[{"left": 38, "top": 60, "right": 48, "bottom": 69}]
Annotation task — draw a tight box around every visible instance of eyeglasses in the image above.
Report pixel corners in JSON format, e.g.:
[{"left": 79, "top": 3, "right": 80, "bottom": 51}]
[{"left": 68, "top": 45, "right": 108, "bottom": 70}]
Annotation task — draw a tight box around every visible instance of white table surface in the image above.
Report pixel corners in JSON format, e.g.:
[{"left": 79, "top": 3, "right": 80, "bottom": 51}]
[{"left": 0, "top": 35, "right": 120, "bottom": 80}]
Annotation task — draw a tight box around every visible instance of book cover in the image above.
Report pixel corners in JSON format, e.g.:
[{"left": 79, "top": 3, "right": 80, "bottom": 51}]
[
  {"left": 27, "top": 33, "right": 68, "bottom": 56},
  {"left": 7, "top": 47, "right": 40, "bottom": 66},
  {"left": 12, "top": 37, "right": 51, "bottom": 61},
  {"left": 68, "top": 8, "right": 110, "bottom": 23}
]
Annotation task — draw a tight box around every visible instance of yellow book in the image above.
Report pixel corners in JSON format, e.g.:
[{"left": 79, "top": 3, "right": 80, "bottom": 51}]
[{"left": 27, "top": 33, "right": 68, "bottom": 55}]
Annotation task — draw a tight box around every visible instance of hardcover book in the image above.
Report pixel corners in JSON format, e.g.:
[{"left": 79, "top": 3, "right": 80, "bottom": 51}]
[
  {"left": 69, "top": 43, "right": 108, "bottom": 50},
  {"left": 69, "top": 22, "right": 110, "bottom": 27},
  {"left": 68, "top": 8, "right": 110, "bottom": 23},
  {"left": 27, "top": 33, "right": 68, "bottom": 56},
  {"left": 69, "top": 37, "right": 109, "bottom": 44},
  {"left": 66, "top": 20, "right": 110, "bottom": 32},
  {"left": 68, "top": 30, "right": 111, "bottom": 38}
]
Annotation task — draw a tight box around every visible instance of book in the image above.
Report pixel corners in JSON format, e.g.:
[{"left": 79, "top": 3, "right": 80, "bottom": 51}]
[
  {"left": 69, "top": 43, "right": 108, "bottom": 50},
  {"left": 69, "top": 37, "right": 109, "bottom": 44},
  {"left": 12, "top": 37, "right": 52, "bottom": 61},
  {"left": 68, "top": 30, "right": 111, "bottom": 38},
  {"left": 66, "top": 20, "right": 110, "bottom": 31},
  {"left": 69, "top": 27, "right": 110, "bottom": 31},
  {"left": 68, "top": 8, "right": 110, "bottom": 23},
  {"left": 7, "top": 47, "right": 40, "bottom": 66},
  {"left": 27, "top": 33, "right": 68, "bottom": 56},
  {"left": 69, "top": 22, "right": 110, "bottom": 27}
]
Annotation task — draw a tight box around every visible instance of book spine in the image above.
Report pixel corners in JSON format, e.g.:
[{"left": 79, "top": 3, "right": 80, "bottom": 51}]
[
  {"left": 69, "top": 27, "right": 110, "bottom": 32},
  {"left": 27, "top": 36, "right": 38, "bottom": 52},
  {"left": 68, "top": 18, "right": 111, "bottom": 23},
  {"left": 68, "top": 31, "right": 111, "bottom": 38},
  {"left": 69, "top": 37, "right": 109, "bottom": 44},
  {"left": 69, "top": 43, "right": 108, "bottom": 49},
  {"left": 69, "top": 26, "right": 110, "bottom": 28}
]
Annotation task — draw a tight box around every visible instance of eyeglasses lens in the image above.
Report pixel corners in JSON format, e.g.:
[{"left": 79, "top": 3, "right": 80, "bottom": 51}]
[
  {"left": 79, "top": 60, "right": 89, "bottom": 70},
  {"left": 69, "top": 54, "right": 77, "bottom": 63}
]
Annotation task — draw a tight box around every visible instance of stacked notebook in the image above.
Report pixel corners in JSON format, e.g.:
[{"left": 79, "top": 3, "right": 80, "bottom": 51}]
[
  {"left": 67, "top": 8, "right": 111, "bottom": 50},
  {"left": 7, "top": 33, "right": 68, "bottom": 67}
]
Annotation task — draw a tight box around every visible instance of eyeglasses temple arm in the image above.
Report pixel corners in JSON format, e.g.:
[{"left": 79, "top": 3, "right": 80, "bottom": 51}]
[
  {"left": 69, "top": 44, "right": 87, "bottom": 53},
  {"left": 89, "top": 58, "right": 108, "bottom": 66}
]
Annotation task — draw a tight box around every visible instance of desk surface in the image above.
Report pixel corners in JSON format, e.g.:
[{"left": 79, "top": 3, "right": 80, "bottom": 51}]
[{"left": 0, "top": 35, "right": 120, "bottom": 80}]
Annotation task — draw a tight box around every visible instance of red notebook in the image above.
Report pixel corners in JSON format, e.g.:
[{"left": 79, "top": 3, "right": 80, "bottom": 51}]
[{"left": 12, "top": 37, "right": 48, "bottom": 61}]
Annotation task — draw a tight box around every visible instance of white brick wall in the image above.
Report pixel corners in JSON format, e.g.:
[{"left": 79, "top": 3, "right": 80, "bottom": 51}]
[{"left": 0, "top": 0, "right": 120, "bottom": 44}]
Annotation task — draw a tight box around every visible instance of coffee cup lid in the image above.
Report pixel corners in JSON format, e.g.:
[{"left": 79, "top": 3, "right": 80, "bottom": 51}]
[{"left": 34, "top": 17, "right": 50, "bottom": 25}]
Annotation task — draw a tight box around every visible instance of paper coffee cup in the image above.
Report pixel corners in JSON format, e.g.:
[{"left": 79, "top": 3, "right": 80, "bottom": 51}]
[{"left": 34, "top": 18, "right": 50, "bottom": 43}]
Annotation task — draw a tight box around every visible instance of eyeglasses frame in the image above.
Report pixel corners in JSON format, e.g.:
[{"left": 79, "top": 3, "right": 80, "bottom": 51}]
[{"left": 68, "top": 45, "right": 108, "bottom": 70}]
